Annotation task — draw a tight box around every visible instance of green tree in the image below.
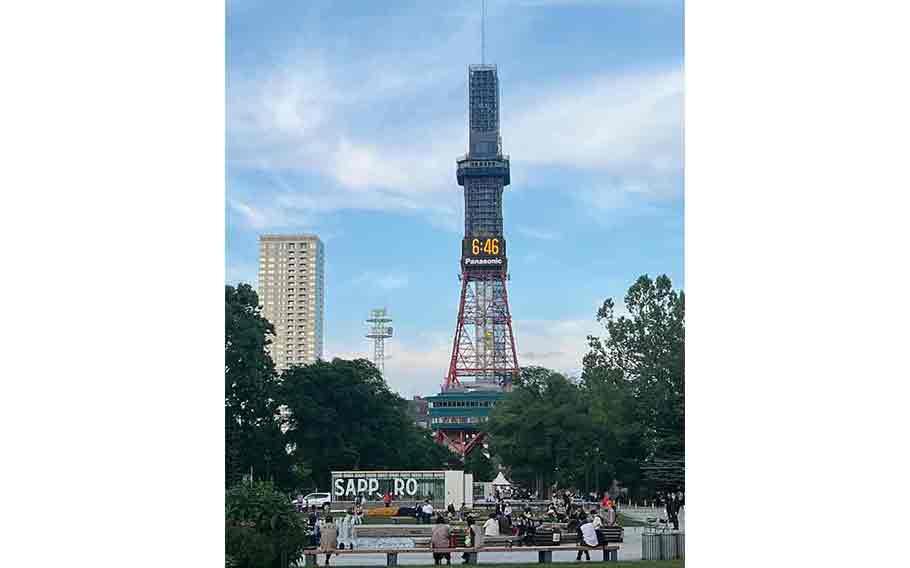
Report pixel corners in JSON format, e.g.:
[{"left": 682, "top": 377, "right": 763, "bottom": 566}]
[
  {"left": 463, "top": 447, "right": 495, "bottom": 482},
  {"left": 225, "top": 284, "right": 290, "bottom": 487},
  {"left": 225, "top": 480, "right": 308, "bottom": 568},
  {"left": 280, "top": 358, "right": 452, "bottom": 488},
  {"left": 486, "top": 367, "right": 593, "bottom": 492},
  {"left": 585, "top": 274, "right": 685, "bottom": 493}
]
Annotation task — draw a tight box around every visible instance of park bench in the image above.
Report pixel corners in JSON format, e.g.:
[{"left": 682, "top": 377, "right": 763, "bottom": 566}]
[{"left": 303, "top": 543, "right": 620, "bottom": 566}]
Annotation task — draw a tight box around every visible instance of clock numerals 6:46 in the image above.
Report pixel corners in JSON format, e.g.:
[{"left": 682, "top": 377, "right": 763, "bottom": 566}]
[{"left": 471, "top": 238, "right": 500, "bottom": 255}]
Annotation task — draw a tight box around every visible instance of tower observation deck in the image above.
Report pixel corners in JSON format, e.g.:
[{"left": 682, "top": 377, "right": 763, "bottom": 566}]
[{"left": 432, "top": 64, "right": 520, "bottom": 457}]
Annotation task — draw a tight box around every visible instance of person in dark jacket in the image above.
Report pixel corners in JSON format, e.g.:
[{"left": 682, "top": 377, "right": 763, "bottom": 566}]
[{"left": 665, "top": 492, "right": 680, "bottom": 530}]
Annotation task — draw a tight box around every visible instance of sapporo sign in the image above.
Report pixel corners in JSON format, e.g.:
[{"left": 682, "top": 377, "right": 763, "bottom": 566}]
[{"left": 333, "top": 476, "right": 420, "bottom": 497}]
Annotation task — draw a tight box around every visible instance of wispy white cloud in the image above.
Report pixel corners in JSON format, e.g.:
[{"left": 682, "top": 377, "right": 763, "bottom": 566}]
[
  {"left": 227, "top": 11, "right": 682, "bottom": 230},
  {"left": 351, "top": 270, "right": 411, "bottom": 291},
  {"left": 228, "top": 198, "right": 270, "bottom": 229},
  {"left": 516, "top": 225, "right": 562, "bottom": 240},
  {"left": 507, "top": 67, "right": 683, "bottom": 178}
]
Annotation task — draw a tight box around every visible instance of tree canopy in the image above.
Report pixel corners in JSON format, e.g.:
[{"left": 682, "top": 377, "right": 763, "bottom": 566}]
[
  {"left": 225, "top": 284, "right": 289, "bottom": 487},
  {"left": 280, "top": 358, "right": 455, "bottom": 488},
  {"left": 225, "top": 284, "right": 452, "bottom": 492},
  {"left": 485, "top": 274, "right": 685, "bottom": 498},
  {"left": 585, "top": 274, "right": 685, "bottom": 491}
]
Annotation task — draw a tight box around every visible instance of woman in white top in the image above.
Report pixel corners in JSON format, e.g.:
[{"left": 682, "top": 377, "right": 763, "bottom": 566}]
[
  {"left": 576, "top": 519, "right": 599, "bottom": 561},
  {"left": 483, "top": 515, "right": 500, "bottom": 536}
]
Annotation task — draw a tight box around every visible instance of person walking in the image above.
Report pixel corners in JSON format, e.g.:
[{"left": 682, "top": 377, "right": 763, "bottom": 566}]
[
  {"left": 431, "top": 514, "right": 452, "bottom": 565},
  {"left": 319, "top": 515, "right": 338, "bottom": 566}
]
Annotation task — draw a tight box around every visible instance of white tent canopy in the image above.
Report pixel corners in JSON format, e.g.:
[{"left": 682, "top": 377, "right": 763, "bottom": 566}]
[{"left": 492, "top": 472, "right": 512, "bottom": 486}]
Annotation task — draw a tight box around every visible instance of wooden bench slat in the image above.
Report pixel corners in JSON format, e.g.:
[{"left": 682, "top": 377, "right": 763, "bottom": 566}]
[{"left": 307, "top": 544, "right": 620, "bottom": 554}]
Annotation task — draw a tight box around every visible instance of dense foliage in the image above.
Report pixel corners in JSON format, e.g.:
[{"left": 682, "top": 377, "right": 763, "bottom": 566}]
[
  {"left": 280, "top": 358, "right": 456, "bottom": 488},
  {"left": 225, "top": 284, "right": 291, "bottom": 488},
  {"left": 463, "top": 446, "right": 496, "bottom": 482},
  {"left": 226, "top": 284, "right": 453, "bottom": 492},
  {"left": 225, "top": 481, "right": 308, "bottom": 568},
  {"left": 486, "top": 275, "right": 685, "bottom": 498}
]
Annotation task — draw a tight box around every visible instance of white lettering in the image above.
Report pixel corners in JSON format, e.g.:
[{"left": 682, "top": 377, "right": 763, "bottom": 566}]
[
  {"left": 394, "top": 478, "right": 405, "bottom": 496},
  {"left": 405, "top": 478, "right": 418, "bottom": 496},
  {"left": 368, "top": 478, "right": 379, "bottom": 495},
  {"left": 346, "top": 479, "right": 356, "bottom": 496},
  {"left": 465, "top": 257, "right": 503, "bottom": 266},
  {"left": 357, "top": 479, "right": 368, "bottom": 494},
  {"left": 334, "top": 479, "right": 345, "bottom": 496}
]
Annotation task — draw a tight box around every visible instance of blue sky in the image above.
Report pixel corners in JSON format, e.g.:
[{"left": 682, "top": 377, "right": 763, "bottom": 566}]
[{"left": 226, "top": 0, "right": 684, "bottom": 398}]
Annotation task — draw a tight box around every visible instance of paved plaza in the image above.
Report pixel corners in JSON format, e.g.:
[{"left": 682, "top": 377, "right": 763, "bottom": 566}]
[{"left": 323, "top": 510, "right": 684, "bottom": 565}]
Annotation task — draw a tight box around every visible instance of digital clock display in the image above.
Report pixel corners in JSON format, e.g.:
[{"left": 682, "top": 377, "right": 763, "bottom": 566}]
[
  {"left": 471, "top": 238, "right": 500, "bottom": 255},
  {"left": 462, "top": 237, "right": 507, "bottom": 270}
]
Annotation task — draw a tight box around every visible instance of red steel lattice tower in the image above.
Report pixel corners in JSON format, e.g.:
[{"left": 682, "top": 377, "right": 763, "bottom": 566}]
[{"left": 433, "top": 64, "right": 520, "bottom": 457}]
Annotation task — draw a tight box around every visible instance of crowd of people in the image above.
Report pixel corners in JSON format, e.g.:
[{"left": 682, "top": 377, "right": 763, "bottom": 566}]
[
  {"left": 302, "top": 486, "right": 682, "bottom": 565},
  {"left": 302, "top": 506, "right": 365, "bottom": 566}
]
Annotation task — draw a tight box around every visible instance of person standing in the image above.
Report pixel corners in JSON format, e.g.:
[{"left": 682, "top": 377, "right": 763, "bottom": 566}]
[
  {"left": 604, "top": 502, "right": 616, "bottom": 527},
  {"left": 319, "top": 515, "right": 338, "bottom": 566},
  {"left": 431, "top": 514, "right": 452, "bottom": 565},
  {"left": 461, "top": 516, "right": 483, "bottom": 563},
  {"left": 497, "top": 509, "right": 510, "bottom": 536},
  {"left": 383, "top": 492, "right": 392, "bottom": 507},
  {"left": 337, "top": 509, "right": 350, "bottom": 550},
  {"left": 666, "top": 492, "right": 680, "bottom": 531}
]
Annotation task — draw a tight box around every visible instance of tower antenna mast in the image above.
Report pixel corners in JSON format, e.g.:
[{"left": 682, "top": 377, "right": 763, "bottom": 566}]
[
  {"left": 482, "top": 0, "right": 486, "bottom": 64},
  {"left": 365, "top": 308, "right": 393, "bottom": 374}
]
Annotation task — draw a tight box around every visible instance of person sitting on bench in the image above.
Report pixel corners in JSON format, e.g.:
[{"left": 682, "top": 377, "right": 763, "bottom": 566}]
[
  {"left": 576, "top": 516, "right": 599, "bottom": 561},
  {"left": 431, "top": 514, "right": 452, "bottom": 565},
  {"left": 319, "top": 515, "right": 338, "bottom": 566},
  {"left": 483, "top": 513, "right": 499, "bottom": 537}
]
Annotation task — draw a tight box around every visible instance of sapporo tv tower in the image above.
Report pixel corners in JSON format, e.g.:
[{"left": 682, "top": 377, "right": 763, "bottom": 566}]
[{"left": 429, "top": 14, "right": 520, "bottom": 457}]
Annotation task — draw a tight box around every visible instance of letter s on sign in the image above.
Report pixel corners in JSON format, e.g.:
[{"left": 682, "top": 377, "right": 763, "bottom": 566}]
[{"left": 334, "top": 478, "right": 345, "bottom": 496}]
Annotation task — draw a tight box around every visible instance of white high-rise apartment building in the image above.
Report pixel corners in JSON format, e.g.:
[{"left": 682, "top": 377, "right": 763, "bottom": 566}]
[{"left": 258, "top": 235, "right": 324, "bottom": 371}]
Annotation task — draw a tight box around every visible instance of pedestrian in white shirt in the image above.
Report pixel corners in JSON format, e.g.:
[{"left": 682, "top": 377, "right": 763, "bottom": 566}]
[
  {"left": 483, "top": 514, "right": 499, "bottom": 537},
  {"left": 576, "top": 518, "right": 599, "bottom": 561}
]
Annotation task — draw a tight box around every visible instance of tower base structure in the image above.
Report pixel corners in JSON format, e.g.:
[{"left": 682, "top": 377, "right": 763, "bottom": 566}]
[
  {"left": 426, "top": 390, "right": 503, "bottom": 456},
  {"left": 429, "top": 270, "right": 518, "bottom": 458}
]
